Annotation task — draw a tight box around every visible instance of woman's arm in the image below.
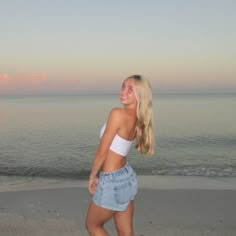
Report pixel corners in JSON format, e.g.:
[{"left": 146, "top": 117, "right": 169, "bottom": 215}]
[{"left": 88, "top": 108, "right": 121, "bottom": 193}]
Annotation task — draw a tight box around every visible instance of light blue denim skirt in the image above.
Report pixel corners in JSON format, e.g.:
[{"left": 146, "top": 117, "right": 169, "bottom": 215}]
[{"left": 92, "top": 162, "right": 138, "bottom": 211}]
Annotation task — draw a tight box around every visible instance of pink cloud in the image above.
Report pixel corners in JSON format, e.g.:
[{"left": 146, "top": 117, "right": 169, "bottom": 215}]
[
  {"left": 0, "top": 72, "right": 83, "bottom": 94},
  {"left": 0, "top": 73, "right": 49, "bottom": 93}
]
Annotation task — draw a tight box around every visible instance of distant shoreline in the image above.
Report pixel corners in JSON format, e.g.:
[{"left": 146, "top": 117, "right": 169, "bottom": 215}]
[{"left": 0, "top": 92, "right": 236, "bottom": 97}]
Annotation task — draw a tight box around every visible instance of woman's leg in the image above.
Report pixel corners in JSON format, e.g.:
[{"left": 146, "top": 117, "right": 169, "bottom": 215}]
[
  {"left": 114, "top": 201, "right": 135, "bottom": 236},
  {"left": 85, "top": 201, "right": 115, "bottom": 236}
]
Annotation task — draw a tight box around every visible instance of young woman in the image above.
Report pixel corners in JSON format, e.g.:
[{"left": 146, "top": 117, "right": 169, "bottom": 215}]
[{"left": 85, "top": 75, "right": 155, "bottom": 236}]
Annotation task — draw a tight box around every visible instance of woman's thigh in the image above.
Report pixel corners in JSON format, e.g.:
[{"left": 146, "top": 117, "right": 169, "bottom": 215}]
[
  {"left": 113, "top": 200, "right": 135, "bottom": 234},
  {"left": 86, "top": 201, "right": 115, "bottom": 227}
]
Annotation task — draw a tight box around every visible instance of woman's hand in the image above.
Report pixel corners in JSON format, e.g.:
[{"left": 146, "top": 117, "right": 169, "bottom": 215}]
[{"left": 88, "top": 177, "right": 98, "bottom": 194}]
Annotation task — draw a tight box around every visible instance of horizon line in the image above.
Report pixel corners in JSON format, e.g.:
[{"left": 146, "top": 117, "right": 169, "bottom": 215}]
[{"left": 0, "top": 91, "right": 236, "bottom": 97}]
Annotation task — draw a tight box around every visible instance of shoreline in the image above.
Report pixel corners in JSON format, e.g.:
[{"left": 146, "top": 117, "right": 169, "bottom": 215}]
[
  {"left": 1, "top": 175, "right": 236, "bottom": 193},
  {"left": 1, "top": 175, "right": 236, "bottom": 235}
]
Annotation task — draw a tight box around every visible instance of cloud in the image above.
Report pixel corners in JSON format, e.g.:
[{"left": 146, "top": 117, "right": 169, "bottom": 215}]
[{"left": 0, "top": 72, "right": 82, "bottom": 94}]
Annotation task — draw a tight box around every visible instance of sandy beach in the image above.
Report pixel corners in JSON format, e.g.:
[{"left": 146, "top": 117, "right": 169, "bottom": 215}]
[{"left": 0, "top": 176, "right": 236, "bottom": 236}]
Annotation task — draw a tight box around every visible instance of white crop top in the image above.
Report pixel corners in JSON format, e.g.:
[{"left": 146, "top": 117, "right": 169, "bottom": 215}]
[{"left": 100, "top": 123, "right": 133, "bottom": 156}]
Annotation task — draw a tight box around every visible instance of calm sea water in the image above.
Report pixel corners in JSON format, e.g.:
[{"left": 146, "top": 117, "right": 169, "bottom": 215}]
[{"left": 0, "top": 94, "right": 236, "bottom": 184}]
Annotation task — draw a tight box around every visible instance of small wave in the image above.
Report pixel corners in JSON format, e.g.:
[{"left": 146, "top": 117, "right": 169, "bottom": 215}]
[
  {"left": 159, "top": 135, "right": 236, "bottom": 148},
  {"left": 150, "top": 166, "right": 236, "bottom": 177},
  {"left": 0, "top": 162, "right": 236, "bottom": 179},
  {"left": 1, "top": 165, "right": 236, "bottom": 179},
  {"left": 0, "top": 166, "right": 91, "bottom": 180}
]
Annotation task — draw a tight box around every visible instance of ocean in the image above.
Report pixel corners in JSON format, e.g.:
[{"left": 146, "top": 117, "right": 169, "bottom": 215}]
[{"left": 0, "top": 93, "right": 236, "bottom": 185}]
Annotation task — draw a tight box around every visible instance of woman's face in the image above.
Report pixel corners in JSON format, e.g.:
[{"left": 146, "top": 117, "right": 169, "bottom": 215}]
[{"left": 120, "top": 78, "right": 137, "bottom": 108}]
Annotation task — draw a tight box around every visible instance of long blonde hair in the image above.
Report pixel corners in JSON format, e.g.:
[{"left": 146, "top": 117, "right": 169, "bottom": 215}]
[{"left": 129, "top": 75, "right": 155, "bottom": 155}]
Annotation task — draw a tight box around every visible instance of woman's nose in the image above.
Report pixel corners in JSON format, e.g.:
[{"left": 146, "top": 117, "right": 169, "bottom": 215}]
[{"left": 121, "top": 88, "right": 128, "bottom": 95}]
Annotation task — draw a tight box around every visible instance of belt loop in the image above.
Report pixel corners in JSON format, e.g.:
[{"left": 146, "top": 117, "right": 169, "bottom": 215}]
[{"left": 110, "top": 174, "right": 113, "bottom": 181}]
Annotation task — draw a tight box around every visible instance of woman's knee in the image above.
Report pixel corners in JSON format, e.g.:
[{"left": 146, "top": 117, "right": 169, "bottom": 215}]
[
  {"left": 85, "top": 216, "right": 92, "bottom": 233},
  {"left": 85, "top": 221, "right": 108, "bottom": 236},
  {"left": 85, "top": 220, "right": 96, "bottom": 235},
  {"left": 115, "top": 219, "right": 134, "bottom": 236},
  {"left": 85, "top": 214, "right": 105, "bottom": 235},
  {"left": 116, "top": 226, "right": 134, "bottom": 236}
]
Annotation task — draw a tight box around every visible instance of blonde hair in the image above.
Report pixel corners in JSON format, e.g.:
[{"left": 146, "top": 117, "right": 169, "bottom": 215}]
[{"left": 128, "top": 75, "right": 155, "bottom": 155}]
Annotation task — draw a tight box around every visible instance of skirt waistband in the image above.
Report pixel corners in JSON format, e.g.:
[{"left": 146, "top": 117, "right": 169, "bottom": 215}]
[{"left": 100, "top": 162, "right": 132, "bottom": 179}]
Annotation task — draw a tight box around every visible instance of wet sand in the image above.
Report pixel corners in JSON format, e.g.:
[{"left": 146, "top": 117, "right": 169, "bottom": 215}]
[{"left": 0, "top": 176, "right": 236, "bottom": 236}]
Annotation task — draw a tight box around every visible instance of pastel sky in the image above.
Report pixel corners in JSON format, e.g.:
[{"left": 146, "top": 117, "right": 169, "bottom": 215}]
[{"left": 1, "top": 0, "right": 235, "bottom": 94}]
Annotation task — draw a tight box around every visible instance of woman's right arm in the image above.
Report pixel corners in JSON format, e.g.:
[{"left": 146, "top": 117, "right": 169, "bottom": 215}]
[{"left": 88, "top": 108, "right": 121, "bottom": 194}]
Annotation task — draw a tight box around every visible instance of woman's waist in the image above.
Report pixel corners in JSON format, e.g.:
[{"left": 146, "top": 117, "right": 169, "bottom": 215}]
[
  {"left": 102, "top": 152, "right": 127, "bottom": 170},
  {"left": 100, "top": 162, "right": 134, "bottom": 179}
]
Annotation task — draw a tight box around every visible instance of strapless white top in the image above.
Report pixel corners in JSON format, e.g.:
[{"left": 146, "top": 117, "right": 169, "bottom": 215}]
[{"left": 100, "top": 123, "right": 133, "bottom": 157}]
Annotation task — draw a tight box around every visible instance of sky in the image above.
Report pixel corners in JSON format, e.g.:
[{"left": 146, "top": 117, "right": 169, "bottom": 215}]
[{"left": 0, "top": 0, "right": 235, "bottom": 94}]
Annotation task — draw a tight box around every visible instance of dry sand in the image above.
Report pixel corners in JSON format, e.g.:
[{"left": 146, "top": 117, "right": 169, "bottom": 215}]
[{"left": 0, "top": 176, "right": 236, "bottom": 236}]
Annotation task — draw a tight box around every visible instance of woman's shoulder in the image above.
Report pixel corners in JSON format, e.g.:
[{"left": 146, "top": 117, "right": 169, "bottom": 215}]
[
  {"left": 109, "top": 107, "right": 127, "bottom": 117},
  {"left": 109, "top": 108, "right": 136, "bottom": 123},
  {"left": 107, "top": 108, "right": 127, "bottom": 123}
]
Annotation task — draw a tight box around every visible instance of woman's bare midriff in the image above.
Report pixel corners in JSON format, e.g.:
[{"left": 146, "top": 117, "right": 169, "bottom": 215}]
[{"left": 101, "top": 150, "right": 127, "bottom": 172}]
